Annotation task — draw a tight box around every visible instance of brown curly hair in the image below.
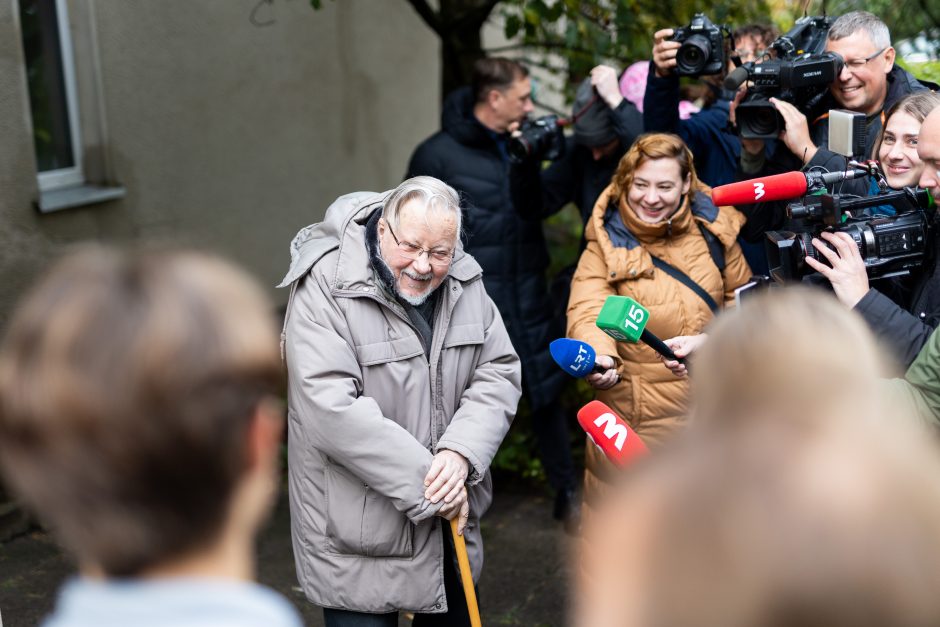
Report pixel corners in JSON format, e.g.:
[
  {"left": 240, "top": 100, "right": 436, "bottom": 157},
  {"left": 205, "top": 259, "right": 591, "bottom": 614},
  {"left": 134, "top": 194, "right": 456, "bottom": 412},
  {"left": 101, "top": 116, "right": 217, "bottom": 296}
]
[{"left": 611, "top": 133, "right": 702, "bottom": 200}]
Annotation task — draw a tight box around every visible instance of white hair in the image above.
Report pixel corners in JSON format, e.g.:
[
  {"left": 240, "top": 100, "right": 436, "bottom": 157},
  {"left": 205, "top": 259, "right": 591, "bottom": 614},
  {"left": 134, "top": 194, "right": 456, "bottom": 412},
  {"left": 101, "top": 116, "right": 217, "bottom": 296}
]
[
  {"left": 828, "top": 11, "right": 891, "bottom": 50},
  {"left": 382, "top": 176, "right": 463, "bottom": 238}
]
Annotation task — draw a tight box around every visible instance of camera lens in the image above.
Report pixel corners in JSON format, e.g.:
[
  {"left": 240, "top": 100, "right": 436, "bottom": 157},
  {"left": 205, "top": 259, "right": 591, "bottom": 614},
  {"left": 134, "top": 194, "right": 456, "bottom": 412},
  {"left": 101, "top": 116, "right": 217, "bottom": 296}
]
[
  {"left": 738, "top": 102, "right": 782, "bottom": 139},
  {"left": 677, "top": 35, "right": 711, "bottom": 74}
]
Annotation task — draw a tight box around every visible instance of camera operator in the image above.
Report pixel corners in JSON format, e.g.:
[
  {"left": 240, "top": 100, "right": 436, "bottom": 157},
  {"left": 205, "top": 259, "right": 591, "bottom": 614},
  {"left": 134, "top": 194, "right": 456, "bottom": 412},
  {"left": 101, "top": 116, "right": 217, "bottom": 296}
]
[
  {"left": 806, "top": 93, "right": 940, "bottom": 370},
  {"left": 646, "top": 23, "right": 778, "bottom": 273},
  {"left": 510, "top": 65, "right": 644, "bottom": 231},
  {"left": 737, "top": 11, "right": 936, "bottom": 241}
]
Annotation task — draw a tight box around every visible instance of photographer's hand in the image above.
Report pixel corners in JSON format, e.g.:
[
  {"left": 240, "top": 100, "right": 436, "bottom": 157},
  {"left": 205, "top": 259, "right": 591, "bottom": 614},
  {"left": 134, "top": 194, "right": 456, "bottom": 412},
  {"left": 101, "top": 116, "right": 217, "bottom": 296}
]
[
  {"left": 652, "top": 29, "right": 680, "bottom": 77},
  {"left": 591, "top": 65, "right": 624, "bottom": 109},
  {"left": 805, "top": 231, "right": 870, "bottom": 308},
  {"left": 770, "top": 98, "right": 818, "bottom": 164}
]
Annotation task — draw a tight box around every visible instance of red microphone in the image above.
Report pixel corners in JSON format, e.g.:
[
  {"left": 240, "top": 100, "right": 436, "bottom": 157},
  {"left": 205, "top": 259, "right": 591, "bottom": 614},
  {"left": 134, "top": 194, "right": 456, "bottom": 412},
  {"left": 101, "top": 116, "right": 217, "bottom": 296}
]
[
  {"left": 711, "top": 168, "right": 869, "bottom": 206},
  {"left": 712, "top": 171, "right": 808, "bottom": 206},
  {"left": 577, "top": 400, "right": 648, "bottom": 467}
]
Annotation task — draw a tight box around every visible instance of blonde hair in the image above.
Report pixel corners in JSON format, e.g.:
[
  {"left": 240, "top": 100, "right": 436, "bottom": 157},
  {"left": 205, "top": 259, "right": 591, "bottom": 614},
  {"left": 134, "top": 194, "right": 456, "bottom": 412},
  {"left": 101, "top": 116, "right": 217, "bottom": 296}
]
[{"left": 690, "top": 287, "right": 888, "bottom": 428}]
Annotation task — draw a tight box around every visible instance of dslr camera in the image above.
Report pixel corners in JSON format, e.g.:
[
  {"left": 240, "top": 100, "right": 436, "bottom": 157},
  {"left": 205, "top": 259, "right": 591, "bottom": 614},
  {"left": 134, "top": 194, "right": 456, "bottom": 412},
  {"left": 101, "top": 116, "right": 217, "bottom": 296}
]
[
  {"left": 733, "top": 16, "right": 842, "bottom": 139},
  {"left": 671, "top": 14, "right": 728, "bottom": 77},
  {"left": 508, "top": 115, "right": 565, "bottom": 164}
]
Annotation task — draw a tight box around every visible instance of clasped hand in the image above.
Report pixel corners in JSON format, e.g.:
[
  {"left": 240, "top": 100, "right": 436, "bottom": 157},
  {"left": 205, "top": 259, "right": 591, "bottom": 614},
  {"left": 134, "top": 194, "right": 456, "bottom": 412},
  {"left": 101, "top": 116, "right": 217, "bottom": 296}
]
[{"left": 424, "top": 449, "right": 471, "bottom": 535}]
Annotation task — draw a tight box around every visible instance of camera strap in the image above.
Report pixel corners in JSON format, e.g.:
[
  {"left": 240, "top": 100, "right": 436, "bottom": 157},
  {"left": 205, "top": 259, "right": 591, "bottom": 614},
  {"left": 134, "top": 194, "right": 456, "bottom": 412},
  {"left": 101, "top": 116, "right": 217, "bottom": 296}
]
[{"left": 648, "top": 223, "right": 723, "bottom": 313}]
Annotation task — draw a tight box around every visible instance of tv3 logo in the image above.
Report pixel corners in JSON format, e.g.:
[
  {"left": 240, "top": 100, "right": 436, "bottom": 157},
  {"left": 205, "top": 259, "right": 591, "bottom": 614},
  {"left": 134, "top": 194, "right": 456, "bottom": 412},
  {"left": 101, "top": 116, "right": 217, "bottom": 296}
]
[
  {"left": 593, "top": 412, "right": 628, "bottom": 451},
  {"left": 753, "top": 182, "right": 765, "bottom": 200},
  {"left": 622, "top": 303, "right": 647, "bottom": 334}
]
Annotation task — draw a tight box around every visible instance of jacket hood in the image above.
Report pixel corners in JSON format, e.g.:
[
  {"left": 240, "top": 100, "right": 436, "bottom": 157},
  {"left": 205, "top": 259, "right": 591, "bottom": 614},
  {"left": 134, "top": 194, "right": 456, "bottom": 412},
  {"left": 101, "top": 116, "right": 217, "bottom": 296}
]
[
  {"left": 278, "top": 190, "right": 480, "bottom": 290},
  {"left": 584, "top": 183, "right": 743, "bottom": 282},
  {"left": 441, "top": 87, "right": 499, "bottom": 149}
]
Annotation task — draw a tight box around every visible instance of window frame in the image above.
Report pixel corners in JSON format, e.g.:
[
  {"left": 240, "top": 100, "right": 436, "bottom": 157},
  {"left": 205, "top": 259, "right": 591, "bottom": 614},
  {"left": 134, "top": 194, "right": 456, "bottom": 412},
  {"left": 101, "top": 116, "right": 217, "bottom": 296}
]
[{"left": 31, "top": 0, "right": 85, "bottom": 192}]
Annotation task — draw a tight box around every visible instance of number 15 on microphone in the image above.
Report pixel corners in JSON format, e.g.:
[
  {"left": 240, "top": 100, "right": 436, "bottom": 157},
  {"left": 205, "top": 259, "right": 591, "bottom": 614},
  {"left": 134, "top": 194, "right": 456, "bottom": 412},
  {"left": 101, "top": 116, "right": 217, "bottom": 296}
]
[{"left": 596, "top": 296, "right": 649, "bottom": 343}]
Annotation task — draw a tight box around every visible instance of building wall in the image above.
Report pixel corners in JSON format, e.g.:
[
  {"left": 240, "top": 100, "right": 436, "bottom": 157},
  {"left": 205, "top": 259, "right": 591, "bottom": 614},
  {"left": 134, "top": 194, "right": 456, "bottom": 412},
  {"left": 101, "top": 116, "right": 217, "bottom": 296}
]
[{"left": 0, "top": 0, "right": 440, "bottom": 325}]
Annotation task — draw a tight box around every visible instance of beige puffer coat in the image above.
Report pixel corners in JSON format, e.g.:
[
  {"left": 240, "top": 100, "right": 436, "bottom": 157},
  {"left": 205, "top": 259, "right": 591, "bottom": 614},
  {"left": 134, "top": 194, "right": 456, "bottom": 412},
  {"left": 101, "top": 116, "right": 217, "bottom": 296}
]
[
  {"left": 567, "top": 183, "right": 751, "bottom": 512},
  {"left": 280, "top": 191, "right": 521, "bottom": 613}
]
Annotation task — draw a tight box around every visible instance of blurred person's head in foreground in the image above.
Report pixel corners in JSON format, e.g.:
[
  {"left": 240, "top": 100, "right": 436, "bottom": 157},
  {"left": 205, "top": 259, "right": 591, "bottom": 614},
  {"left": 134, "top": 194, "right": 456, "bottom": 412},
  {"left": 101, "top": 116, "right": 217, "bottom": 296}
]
[
  {"left": 578, "top": 288, "right": 940, "bottom": 627},
  {"left": 0, "top": 246, "right": 285, "bottom": 581}
]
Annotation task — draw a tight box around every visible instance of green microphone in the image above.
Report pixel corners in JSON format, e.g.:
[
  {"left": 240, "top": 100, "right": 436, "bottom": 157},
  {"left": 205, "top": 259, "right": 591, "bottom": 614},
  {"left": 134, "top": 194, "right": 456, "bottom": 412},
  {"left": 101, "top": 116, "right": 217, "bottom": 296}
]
[{"left": 595, "top": 296, "right": 684, "bottom": 364}]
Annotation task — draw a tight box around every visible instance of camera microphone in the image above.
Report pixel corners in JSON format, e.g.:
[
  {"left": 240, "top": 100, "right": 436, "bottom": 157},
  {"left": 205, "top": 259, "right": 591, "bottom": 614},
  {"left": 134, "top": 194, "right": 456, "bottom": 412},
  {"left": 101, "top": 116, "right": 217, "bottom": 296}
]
[
  {"left": 723, "top": 64, "right": 750, "bottom": 91},
  {"left": 712, "top": 169, "right": 869, "bottom": 206}
]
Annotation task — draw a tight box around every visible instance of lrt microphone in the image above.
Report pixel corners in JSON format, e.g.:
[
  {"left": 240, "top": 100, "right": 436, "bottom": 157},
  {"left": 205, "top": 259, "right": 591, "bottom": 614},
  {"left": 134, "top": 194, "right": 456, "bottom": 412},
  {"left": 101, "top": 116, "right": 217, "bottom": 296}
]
[
  {"left": 711, "top": 169, "right": 869, "bottom": 206},
  {"left": 549, "top": 338, "right": 607, "bottom": 377},
  {"left": 595, "top": 296, "right": 683, "bottom": 364},
  {"left": 577, "top": 400, "right": 648, "bottom": 467}
]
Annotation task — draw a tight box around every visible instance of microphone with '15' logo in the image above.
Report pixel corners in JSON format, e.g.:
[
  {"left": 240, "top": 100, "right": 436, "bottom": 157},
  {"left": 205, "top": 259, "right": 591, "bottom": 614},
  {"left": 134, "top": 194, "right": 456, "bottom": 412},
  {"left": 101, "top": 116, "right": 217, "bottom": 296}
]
[
  {"left": 577, "top": 400, "right": 648, "bottom": 467},
  {"left": 549, "top": 338, "right": 607, "bottom": 377},
  {"left": 595, "top": 296, "right": 684, "bottom": 365}
]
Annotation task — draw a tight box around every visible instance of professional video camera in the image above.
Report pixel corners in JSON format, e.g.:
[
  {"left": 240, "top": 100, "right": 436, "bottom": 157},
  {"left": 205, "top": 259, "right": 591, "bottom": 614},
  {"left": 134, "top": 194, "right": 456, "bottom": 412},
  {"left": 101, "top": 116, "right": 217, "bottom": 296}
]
[
  {"left": 730, "top": 15, "right": 843, "bottom": 139},
  {"left": 671, "top": 14, "right": 730, "bottom": 77},
  {"left": 508, "top": 115, "right": 566, "bottom": 164},
  {"left": 765, "top": 176, "right": 935, "bottom": 283}
]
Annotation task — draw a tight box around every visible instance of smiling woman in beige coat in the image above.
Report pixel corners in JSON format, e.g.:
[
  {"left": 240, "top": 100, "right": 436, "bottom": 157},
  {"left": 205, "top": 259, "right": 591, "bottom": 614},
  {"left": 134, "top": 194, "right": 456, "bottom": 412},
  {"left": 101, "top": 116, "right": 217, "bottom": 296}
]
[
  {"left": 280, "top": 177, "right": 521, "bottom": 626},
  {"left": 567, "top": 134, "right": 751, "bottom": 521}
]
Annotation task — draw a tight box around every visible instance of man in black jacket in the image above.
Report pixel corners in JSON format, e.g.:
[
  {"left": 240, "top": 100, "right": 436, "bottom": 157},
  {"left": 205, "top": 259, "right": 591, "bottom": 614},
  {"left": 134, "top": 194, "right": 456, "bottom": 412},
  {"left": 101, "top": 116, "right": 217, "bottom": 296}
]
[
  {"left": 407, "top": 58, "right": 579, "bottom": 529},
  {"left": 736, "top": 11, "right": 936, "bottom": 241}
]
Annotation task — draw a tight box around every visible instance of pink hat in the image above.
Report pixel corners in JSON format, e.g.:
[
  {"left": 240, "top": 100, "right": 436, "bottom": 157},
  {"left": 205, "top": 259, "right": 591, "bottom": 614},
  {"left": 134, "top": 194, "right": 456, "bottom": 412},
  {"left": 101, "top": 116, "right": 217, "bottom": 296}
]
[{"left": 619, "top": 60, "right": 701, "bottom": 120}]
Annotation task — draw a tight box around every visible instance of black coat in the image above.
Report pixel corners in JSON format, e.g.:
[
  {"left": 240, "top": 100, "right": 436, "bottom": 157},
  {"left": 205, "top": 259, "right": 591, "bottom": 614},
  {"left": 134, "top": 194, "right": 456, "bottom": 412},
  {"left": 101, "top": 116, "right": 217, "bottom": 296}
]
[
  {"left": 407, "top": 87, "right": 567, "bottom": 408},
  {"left": 510, "top": 98, "right": 643, "bottom": 227},
  {"left": 855, "top": 217, "right": 940, "bottom": 370}
]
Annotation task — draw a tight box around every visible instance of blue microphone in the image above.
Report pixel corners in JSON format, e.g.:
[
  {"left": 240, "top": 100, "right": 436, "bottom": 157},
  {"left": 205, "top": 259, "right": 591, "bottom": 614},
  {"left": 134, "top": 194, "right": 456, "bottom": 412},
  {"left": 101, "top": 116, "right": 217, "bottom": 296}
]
[{"left": 549, "top": 338, "right": 606, "bottom": 378}]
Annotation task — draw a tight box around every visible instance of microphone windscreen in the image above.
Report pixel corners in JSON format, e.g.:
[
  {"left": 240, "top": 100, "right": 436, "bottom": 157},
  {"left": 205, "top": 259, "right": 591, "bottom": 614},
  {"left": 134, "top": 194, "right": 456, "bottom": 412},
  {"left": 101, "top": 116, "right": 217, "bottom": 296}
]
[
  {"left": 711, "top": 171, "right": 808, "bottom": 206},
  {"left": 550, "top": 338, "right": 597, "bottom": 378},
  {"left": 723, "top": 65, "right": 749, "bottom": 90},
  {"left": 577, "top": 400, "right": 648, "bottom": 466}
]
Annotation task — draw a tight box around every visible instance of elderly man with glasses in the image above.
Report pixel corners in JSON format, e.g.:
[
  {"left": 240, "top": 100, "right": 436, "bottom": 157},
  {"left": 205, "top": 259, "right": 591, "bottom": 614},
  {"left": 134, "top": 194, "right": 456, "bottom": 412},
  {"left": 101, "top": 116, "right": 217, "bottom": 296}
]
[
  {"left": 278, "top": 176, "right": 521, "bottom": 627},
  {"left": 735, "top": 10, "right": 937, "bottom": 241}
]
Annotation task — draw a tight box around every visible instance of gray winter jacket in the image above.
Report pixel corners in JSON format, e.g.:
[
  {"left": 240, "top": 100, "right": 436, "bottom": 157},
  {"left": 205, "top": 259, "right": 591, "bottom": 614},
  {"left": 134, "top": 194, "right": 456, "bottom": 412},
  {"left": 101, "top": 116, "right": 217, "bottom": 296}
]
[{"left": 279, "top": 190, "right": 521, "bottom": 614}]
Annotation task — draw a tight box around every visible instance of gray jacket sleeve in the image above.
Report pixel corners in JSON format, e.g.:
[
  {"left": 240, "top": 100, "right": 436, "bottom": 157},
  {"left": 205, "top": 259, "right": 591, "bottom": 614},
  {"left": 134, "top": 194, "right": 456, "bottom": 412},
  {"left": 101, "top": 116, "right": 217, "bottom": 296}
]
[
  {"left": 436, "top": 295, "right": 521, "bottom": 486},
  {"left": 286, "top": 272, "right": 442, "bottom": 523}
]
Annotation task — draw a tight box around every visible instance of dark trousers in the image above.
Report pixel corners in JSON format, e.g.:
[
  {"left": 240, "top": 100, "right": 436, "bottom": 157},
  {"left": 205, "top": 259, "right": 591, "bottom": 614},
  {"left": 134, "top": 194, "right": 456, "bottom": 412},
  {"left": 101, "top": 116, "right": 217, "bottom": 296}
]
[
  {"left": 531, "top": 400, "right": 577, "bottom": 493},
  {"left": 322, "top": 521, "right": 475, "bottom": 627}
]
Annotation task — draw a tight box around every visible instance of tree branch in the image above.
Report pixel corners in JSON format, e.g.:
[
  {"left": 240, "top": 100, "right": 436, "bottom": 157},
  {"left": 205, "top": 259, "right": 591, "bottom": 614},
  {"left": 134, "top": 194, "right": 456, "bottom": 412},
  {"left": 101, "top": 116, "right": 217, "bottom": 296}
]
[{"left": 405, "top": 0, "right": 443, "bottom": 36}]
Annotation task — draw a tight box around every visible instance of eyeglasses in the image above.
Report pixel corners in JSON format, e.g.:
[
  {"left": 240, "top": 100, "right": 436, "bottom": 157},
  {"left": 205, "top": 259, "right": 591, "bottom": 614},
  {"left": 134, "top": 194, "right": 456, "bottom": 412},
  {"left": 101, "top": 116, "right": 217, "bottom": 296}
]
[
  {"left": 843, "top": 47, "right": 887, "bottom": 71},
  {"left": 733, "top": 48, "right": 766, "bottom": 63},
  {"left": 385, "top": 221, "right": 454, "bottom": 267}
]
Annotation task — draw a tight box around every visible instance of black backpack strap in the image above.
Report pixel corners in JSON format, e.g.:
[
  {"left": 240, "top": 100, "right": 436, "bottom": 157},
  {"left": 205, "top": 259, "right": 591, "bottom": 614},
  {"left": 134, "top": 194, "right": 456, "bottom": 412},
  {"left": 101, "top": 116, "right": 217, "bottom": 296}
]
[
  {"left": 697, "top": 222, "right": 725, "bottom": 273},
  {"left": 649, "top": 255, "right": 720, "bottom": 313}
]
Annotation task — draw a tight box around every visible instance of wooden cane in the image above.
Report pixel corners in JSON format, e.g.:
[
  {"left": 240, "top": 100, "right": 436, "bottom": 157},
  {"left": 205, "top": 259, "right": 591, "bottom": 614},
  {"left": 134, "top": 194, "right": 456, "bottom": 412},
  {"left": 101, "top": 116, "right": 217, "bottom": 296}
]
[{"left": 450, "top": 516, "right": 483, "bottom": 627}]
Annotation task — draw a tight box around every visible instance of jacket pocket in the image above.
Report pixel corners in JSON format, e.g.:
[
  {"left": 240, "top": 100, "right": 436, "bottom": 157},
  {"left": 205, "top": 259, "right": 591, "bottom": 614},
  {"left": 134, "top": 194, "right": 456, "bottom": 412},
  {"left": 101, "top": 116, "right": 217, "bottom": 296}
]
[{"left": 324, "top": 461, "right": 413, "bottom": 558}]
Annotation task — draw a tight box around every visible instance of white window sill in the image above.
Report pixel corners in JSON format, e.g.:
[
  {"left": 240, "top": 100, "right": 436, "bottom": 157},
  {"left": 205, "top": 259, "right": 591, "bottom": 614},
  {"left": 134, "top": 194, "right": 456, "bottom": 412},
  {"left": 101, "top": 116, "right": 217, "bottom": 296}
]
[{"left": 38, "top": 184, "right": 126, "bottom": 213}]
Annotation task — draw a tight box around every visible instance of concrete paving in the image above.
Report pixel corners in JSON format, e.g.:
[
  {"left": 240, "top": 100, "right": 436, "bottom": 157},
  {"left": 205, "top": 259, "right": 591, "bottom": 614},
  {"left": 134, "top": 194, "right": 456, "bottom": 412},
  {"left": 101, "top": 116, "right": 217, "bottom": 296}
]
[{"left": 0, "top": 486, "right": 572, "bottom": 626}]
